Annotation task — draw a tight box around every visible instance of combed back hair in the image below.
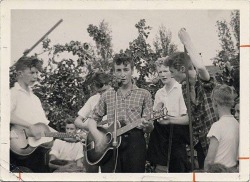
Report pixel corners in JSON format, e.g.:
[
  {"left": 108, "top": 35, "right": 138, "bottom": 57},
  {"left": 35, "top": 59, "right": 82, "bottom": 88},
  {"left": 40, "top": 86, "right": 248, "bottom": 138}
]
[
  {"left": 93, "top": 72, "right": 110, "bottom": 89},
  {"left": 14, "top": 56, "right": 43, "bottom": 72},
  {"left": 113, "top": 53, "right": 134, "bottom": 69},
  {"left": 212, "top": 84, "right": 236, "bottom": 108},
  {"left": 165, "top": 52, "right": 193, "bottom": 71},
  {"left": 64, "top": 117, "right": 75, "bottom": 126}
]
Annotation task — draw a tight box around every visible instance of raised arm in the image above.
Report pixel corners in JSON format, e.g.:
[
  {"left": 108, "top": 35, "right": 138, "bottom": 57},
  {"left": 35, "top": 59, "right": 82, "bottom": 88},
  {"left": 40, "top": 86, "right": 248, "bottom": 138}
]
[{"left": 178, "top": 28, "right": 210, "bottom": 81}]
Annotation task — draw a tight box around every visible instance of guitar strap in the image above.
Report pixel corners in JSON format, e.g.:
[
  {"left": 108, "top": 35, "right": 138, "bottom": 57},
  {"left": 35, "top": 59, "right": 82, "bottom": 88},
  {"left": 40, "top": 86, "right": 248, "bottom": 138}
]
[{"left": 166, "top": 124, "right": 174, "bottom": 172}]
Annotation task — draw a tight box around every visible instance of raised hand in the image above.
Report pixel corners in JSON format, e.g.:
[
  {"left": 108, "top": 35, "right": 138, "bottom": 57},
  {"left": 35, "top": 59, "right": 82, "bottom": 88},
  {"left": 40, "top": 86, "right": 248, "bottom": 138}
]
[{"left": 178, "top": 28, "right": 192, "bottom": 46}]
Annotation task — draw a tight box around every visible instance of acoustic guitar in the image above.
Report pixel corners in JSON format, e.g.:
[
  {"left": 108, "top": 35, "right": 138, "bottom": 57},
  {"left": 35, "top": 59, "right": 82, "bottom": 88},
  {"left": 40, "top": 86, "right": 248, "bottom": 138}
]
[
  {"left": 10, "top": 123, "right": 87, "bottom": 156},
  {"left": 85, "top": 108, "right": 168, "bottom": 165}
]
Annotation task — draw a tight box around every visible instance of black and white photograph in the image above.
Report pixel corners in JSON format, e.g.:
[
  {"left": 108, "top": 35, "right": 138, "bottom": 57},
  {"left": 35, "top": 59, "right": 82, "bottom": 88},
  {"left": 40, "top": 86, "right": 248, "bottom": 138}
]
[{"left": 1, "top": 0, "right": 249, "bottom": 181}]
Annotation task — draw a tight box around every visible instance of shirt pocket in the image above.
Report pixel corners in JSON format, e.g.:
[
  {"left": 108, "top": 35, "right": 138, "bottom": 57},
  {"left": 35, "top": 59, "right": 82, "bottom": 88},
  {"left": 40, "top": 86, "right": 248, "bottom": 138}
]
[{"left": 127, "top": 105, "right": 142, "bottom": 121}]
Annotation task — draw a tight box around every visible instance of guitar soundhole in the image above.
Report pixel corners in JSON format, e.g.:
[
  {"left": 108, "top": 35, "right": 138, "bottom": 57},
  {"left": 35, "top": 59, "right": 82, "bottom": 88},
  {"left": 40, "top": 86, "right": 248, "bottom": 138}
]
[{"left": 105, "top": 132, "right": 112, "bottom": 144}]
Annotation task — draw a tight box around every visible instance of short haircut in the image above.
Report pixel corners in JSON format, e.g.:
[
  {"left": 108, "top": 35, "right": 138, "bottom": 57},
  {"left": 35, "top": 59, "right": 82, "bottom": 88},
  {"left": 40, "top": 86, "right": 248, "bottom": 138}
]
[
  {"left": 14, "top": 56, "right": 43, "bottom": 72},
  {"left": 64, "top": 117, "right": 75, "bottom": 126},
  {"left": 212, "top": 84, "right": 236, "bottom": 108},
  {"left": 113, "top": 53, "right": 134, "bottom": 70},
  {"left": 93, "top": 72, "right": 110, "bottom": 89},
  {"left": 165, "top": 52, "right": 193, "bottom": 71}
]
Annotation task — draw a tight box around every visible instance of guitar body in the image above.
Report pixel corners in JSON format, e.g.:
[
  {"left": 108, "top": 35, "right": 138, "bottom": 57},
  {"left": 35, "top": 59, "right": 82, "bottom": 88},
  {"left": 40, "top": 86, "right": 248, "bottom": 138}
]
[
  {"left": 85, "top": 121, "right": 122, "bottom": 166},
  {"left": 10, "top": 124, "right": 53, "bottom": 156}
]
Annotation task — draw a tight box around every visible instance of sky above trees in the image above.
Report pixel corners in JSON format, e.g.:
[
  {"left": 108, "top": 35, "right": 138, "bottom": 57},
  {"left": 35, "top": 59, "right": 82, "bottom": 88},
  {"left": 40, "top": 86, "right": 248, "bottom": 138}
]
[{"left": 11, "top": 10, "right": 232, "bottom": 65}]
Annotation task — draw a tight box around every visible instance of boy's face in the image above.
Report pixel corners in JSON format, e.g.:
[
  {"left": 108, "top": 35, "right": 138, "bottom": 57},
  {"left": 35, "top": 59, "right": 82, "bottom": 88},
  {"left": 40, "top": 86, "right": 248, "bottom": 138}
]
[
  {"left": 114, "top": 63, "right": 133, "bottom": 86},
  {"left": 65, "top": 123, "right": 76, "bottom": 134},
  {"left": 234, "top": 104, "right": 239, "bottom": 121},
  {"left": 157, "top": 65, "right": 172, "bottom": 85},
  {"left": 18, "top": 67, "right": 39, "bottom": 86},
  {"left": 96, "top": 84, "right": 110, "bottom": 95},
  {"left": 169, "top": 66, "right": 185, "bottom": 83},
  {"left": 212, "top": 99, "right": 219, "bottom": 117}
]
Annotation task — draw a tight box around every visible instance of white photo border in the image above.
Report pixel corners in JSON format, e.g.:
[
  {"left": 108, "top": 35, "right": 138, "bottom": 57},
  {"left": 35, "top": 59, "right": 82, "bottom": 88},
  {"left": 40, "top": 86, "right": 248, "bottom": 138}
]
[{"left": 1, "top": 0, "right": 249, "bottom": 181}]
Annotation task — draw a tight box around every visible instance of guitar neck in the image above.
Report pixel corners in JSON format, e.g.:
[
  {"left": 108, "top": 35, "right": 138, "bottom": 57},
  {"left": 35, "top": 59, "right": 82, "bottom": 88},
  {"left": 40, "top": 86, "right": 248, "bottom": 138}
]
[
  {"left": 116, "top": 114, "right": 165, "bottom": 136},
  {"left": 42, "top": 132, "right": 75, "bottom": 138}
]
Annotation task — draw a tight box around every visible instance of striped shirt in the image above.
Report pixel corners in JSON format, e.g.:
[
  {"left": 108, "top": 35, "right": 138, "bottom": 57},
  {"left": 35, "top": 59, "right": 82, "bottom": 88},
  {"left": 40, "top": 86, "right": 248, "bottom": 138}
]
[{"left": 91, "top": 84, "right": 153, "bottom": 126}]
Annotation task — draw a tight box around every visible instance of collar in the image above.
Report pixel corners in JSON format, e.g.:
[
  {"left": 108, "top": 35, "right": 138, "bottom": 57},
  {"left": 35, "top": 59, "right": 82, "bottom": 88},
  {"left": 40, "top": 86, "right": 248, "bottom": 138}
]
[
  {"left": 14, "top": 82, "right": 33, "bottom": 94},
  {"left": 161, "top": 81, "right": 179, "bottom": 95}
]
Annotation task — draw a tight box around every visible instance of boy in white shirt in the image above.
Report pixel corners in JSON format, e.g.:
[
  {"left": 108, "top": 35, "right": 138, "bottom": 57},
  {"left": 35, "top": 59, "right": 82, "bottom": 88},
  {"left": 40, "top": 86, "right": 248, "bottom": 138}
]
[
  {"left": 204, "top": 85, "right": 239, "bottom": 171},
  {"left": 49, "top": 118, "right": 84, "bottom": 172},
  {"left": 147, "top": 57, "right": 190, "bottom": 172}
]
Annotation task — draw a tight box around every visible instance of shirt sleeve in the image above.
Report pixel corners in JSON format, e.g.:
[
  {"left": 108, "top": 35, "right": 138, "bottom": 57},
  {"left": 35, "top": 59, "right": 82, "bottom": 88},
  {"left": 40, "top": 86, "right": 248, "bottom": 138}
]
[
  {"left": 74, "top": 142, "right": 84, "bottom": 161},
  {"left": 36, "top": 96, "right": 50, "bottom": 125},
  {"left": 179, "top": 88, "right": 187, "bottom": 115},
  {"left": 207, "top": 123, "right": 221, "bottom": 142},
  {"left": 78, "top": 97, "right": 93, "bottom": 118},
  {"left": 49, "top": 139, "right": 61, "bottom": 158},
  {"left": 90, "top": 93, "right": 107, "bottom": 123},
  {"left": 142, "top": 90, "right": 153, "bottom": 120},
  {"left": 10, "top": 89, "right": 17, "bottom": 113}
]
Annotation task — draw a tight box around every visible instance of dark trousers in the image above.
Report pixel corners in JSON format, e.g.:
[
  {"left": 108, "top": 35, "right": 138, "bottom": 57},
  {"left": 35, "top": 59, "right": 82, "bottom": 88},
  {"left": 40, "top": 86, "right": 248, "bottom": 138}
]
[
  {"left": 169, "top": 144, "right": 190, "bottom": 172},
  {"left": 194, "top": 142, "right": 206, "bottom": 169},
  {"left": 101, "top": 129, "right": 146, "bottom": 173},
  {"left": 10, "top": 147, "right": 50, "bottom": 173}
]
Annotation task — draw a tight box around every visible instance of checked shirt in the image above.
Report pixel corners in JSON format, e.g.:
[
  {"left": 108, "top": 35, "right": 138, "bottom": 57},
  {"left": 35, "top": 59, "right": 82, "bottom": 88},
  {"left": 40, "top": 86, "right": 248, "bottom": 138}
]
[
  {"left": 182, "top": 77, "right": 218, "bottom": 155},
  {"left": 91, "top": 84, "right": 153, "bottom": 126}
]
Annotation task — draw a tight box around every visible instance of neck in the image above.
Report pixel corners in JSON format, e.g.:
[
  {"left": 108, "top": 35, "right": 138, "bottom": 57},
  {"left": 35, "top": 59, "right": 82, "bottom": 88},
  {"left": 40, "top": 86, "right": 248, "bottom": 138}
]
[
  {"left": 164, "top": 79, "right": 175, "bottom": 90},
  {"left": 120, "top": 80, "right": 133, "bottom": 91},
  {"left": 218, "top": 107, "right": 232, "bottom": 118},
  {"left": 18, "top": 80, "right": 30, "bottom": 92}
]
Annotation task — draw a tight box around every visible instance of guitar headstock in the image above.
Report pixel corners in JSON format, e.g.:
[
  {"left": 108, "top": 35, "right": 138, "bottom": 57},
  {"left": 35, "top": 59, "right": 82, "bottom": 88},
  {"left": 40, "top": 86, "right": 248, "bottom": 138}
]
[{"left": 152, "top": 107, "right": 168, "bottom": 120}]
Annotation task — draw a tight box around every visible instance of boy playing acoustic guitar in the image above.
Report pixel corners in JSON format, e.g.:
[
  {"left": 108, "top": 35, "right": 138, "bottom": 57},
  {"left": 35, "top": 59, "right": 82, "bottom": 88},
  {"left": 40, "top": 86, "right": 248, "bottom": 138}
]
[
  {"left": 10, "top": 56, "right": 57, "bottom": 172},
  {"left": 87, "top": 53, "right": 154, "bottom": 173}
]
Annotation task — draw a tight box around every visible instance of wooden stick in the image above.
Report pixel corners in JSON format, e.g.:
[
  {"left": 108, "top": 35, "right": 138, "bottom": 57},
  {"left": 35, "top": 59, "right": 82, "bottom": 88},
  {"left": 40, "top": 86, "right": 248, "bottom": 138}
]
[
  {"left": 23, "top": 19, "right": 63, "bottom": 57},
  {"left": 184, "top": 46, "right": 195, "bottom": 171}
]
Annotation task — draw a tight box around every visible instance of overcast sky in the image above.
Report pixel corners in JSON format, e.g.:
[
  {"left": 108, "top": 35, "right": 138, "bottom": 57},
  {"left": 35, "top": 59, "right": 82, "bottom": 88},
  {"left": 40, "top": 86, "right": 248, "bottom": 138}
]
[{"left": 11, "top": 10, "right": 233, "bottom": 66}]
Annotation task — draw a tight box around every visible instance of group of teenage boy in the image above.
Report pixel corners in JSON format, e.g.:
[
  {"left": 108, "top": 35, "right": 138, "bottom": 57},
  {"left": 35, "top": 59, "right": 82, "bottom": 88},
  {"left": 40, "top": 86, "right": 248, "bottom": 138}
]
[{"left": 10, "top": 28, "right": 239, "bottom": 173}]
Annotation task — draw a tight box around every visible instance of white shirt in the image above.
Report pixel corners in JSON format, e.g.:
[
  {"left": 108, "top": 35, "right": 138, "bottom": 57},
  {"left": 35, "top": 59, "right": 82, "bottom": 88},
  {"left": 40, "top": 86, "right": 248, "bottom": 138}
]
[
  {"left": 11, "top": 82, "right": 49, "bottom": 125},
  {"left": 78, "top": 93, "right": 107, "bottom": 121},
  {"left": 207, "top": 115, "right": 239, "bottom": 167},
  {"left": 50, "top": 139, "right": 84, "bottom": 161},
  {"left": 154, "top": 81, "right": 187, "bottom": 117}
]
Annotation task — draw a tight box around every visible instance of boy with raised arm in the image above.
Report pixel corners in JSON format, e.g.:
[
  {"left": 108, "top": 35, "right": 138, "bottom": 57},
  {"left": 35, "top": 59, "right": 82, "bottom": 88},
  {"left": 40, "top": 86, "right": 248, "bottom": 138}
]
[{"left": 163, "top": 28, "right": 218, "bottom": 170}]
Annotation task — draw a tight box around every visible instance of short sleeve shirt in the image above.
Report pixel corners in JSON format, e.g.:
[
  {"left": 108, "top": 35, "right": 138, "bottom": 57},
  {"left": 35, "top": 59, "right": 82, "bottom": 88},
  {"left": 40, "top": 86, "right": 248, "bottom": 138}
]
[
  {"left": 50, "top": 139, "right": 84, "bottom": 161},
  {"left": 207, "top": 115, "right": 239, "bottom": 167},
  {"left": 11, "top": 82, "right": 49, "bottom": 125}
]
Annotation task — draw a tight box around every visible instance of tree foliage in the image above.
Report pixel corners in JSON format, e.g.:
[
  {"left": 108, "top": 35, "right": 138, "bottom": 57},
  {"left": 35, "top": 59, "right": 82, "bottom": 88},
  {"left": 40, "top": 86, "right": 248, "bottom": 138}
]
[
  {"left": 87, "top": 20, "right": 113, "bottom": 72},
  {"left": 212, "top": 10, "right": 239, "bottom": 94},
  {"left": 153, "top": 25, "right": 178, "bottom": 57}
]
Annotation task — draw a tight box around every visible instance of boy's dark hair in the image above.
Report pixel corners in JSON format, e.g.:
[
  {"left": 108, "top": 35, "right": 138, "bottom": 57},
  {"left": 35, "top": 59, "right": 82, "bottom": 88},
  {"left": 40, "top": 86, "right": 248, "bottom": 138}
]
[
  {"left": 64, "top": 117, "right": 75, "bottom": 126},
  {"left": 14, "top": 56, "right": 43, "bottom": 72},
  {"left": 113, "top": 53, "right": 134, "bottom": 70},
  {"left": 165, "top": 52, "right": 193, "bottom": 71},
  {"left": 93, "top": 72, "right": 110, "bottom": 89},
  {"left": 212, "top": 84, "right": 236, "bottom": 108}
]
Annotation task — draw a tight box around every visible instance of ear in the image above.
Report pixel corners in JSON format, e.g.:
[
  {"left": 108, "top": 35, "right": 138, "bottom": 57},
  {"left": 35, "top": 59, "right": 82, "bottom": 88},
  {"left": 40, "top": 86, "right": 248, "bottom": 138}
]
[
  {"left": 180, "top": 66, "right": 186, "bottom": 73},
  {"left": 17, "top": 71, "right": 23, "bottom": 77}
]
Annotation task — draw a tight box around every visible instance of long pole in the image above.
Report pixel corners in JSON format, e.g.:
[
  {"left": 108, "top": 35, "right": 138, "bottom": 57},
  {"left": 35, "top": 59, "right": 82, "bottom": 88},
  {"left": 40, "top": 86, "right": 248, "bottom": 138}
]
[
  {"left": 23, "top": 19, "right": 63, "bottom": 57},
  {"left": 184, "top": 46, "right": 194, "bottom": 171}
]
